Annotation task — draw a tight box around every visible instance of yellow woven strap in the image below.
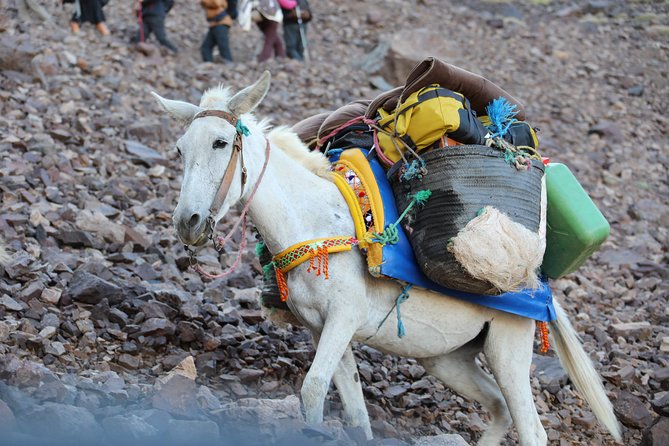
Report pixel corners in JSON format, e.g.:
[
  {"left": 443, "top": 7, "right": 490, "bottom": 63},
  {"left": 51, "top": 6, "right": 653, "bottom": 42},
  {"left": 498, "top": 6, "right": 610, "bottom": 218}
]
[
  {"left": 272, "top": 236, "right": 358, "bottom": 302},
  {"left": 272, "top": 236, "right": 358, "bottom": 273}
]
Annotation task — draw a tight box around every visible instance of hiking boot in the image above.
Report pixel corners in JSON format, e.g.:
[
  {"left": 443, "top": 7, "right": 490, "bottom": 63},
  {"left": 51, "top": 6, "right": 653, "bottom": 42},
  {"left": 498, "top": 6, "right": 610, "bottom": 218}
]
[
  {"left": 96, "top": 22, "right": 110, "bottom": 36},
  {"left": 70, "top": 21, "right": 80, "bottom": 33}
]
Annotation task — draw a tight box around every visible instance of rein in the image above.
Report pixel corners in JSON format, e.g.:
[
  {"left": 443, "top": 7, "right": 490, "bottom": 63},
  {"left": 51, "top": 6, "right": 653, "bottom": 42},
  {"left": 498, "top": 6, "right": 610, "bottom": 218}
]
[{"left": 184, "top": 110, "right": 271, "bottom": 280}]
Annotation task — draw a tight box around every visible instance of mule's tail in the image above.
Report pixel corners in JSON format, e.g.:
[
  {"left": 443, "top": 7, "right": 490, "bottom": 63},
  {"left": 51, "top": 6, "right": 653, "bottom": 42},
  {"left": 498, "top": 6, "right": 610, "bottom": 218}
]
[{"left": 550, "top": 300, "right": 622, "bottom": 442}]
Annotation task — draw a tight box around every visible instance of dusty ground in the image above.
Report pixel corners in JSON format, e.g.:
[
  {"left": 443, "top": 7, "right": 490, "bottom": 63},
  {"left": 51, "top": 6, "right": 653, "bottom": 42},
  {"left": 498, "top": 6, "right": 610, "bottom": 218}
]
[{"left": 0, "top": 0, "right": 668, "bottom": 445}]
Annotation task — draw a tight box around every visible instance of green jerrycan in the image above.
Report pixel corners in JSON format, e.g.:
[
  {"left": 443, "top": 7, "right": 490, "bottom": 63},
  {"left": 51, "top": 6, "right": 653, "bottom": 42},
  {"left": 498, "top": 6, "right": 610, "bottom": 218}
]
[{"left": 542, "top": 163, "right": 610, "bottom": 279}]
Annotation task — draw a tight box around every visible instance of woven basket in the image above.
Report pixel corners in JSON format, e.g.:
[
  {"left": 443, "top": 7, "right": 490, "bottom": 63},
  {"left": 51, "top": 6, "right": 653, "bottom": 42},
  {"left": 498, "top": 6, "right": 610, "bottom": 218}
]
[{"left": 390, "top": 145, "right": 545, "bottom": 294}]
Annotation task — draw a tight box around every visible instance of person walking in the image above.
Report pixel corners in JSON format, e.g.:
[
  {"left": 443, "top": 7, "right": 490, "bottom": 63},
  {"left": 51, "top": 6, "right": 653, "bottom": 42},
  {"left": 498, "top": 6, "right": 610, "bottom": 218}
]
[
  {"left": 69, "top": 0, "right": 110, "bottom": 35},
  {"left": 134, "top": 0, "right": 179, "bottom": 53},
  {"left": 254, "top": 0, "right": 284, "bottom": 62},
  {"left": 280, "top": 0, "right": 310, "bottom": 61},
  {"left": 200, "top": 0, "right": 237, "bottom": 63}
]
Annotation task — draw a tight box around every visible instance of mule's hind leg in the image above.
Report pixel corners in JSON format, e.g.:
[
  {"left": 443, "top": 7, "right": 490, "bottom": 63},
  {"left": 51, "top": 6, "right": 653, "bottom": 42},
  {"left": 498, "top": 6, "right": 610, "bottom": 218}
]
[
  {"left": 332, "top": 345, "right": 372, "bottom": 438},
  {"left": 484, "top": 315, "right": 546, "bottom": 446},
  {"left": 420, "top": 331, "right": 512, "bottom": 446}
]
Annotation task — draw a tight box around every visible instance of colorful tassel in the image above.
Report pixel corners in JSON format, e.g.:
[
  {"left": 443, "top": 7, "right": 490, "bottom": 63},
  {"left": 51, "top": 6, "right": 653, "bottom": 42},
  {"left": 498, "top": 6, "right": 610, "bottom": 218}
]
[
  {"left": 235, "top": 118, "right": 251, "bottom": 136},
  {"left": 485, "top": 97, "right": 518, "bottom": 139},
  {"left": 276, "top": 268, "right": 289, "bottom": 302},
  {"left": 537, "top": 321, "right": 550, "bottom": 353}
]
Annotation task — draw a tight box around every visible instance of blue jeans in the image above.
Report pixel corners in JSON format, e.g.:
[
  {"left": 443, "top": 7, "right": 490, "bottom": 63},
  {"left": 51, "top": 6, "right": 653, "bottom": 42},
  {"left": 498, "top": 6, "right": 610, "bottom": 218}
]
[
  {"left": 201, "top": 24, "right": 232, "bottom": 62},
  {"left": 283, "top": 22, "right": 307, "bottom": 60}
]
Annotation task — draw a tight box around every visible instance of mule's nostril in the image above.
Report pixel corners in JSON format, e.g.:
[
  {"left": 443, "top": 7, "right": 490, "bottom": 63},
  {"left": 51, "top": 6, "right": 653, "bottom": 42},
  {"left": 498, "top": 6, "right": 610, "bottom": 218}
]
[{"left": 188, "top": 213, "right": 201, "bottom": 228}]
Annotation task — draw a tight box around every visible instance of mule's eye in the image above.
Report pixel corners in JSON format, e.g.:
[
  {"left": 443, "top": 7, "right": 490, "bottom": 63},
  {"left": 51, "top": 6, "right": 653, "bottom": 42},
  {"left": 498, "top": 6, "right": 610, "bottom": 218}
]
[
  {"left": 213, "top": 139, "right": 228, "bottom": 150},
  {"left": 176, "top": 146, "right": 182, "bottom": 157}
]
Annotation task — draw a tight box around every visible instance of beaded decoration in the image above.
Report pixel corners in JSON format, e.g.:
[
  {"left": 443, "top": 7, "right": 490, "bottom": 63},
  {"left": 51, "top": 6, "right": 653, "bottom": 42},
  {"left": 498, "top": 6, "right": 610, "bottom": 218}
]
[
  {"left": 332, "top": 163, "right": 376, "bottom": 233},
  {"left": 272, "top": 236, "right": 359, "bottom": 302}
]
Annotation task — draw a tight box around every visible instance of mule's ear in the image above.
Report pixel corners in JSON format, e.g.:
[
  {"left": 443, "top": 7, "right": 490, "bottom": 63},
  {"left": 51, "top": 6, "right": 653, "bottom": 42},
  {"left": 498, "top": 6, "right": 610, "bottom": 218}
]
[
  {"left": 228, "top": 71, "right": 271, "bottom": 116},
  {"left": 151, "top": 92, "right": 202, "bottom": 122}
]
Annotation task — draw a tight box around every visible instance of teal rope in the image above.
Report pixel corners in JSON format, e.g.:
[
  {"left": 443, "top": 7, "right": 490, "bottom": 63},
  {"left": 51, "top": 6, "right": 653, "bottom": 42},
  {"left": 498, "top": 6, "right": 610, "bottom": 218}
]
[
  {"left": 255, "top": 240, "right": 266, "bottom": 257},
  {"left": 400, "top": 159, "right": 427, "bottom": 182},
  {"left": 396, "top": 284, "right": 412, "bottom": 338},
  {"left": 236, "top": 119, "right": 251, "bottom": 136},
  {"left": 372, "top": 190, "right": 432, "bottom": 246}
]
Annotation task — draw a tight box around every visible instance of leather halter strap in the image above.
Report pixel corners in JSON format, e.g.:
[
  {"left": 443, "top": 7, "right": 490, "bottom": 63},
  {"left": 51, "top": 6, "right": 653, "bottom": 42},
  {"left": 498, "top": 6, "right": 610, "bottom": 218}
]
[{"left": 191, "top": 109, "right": 248, "bottom": 217}]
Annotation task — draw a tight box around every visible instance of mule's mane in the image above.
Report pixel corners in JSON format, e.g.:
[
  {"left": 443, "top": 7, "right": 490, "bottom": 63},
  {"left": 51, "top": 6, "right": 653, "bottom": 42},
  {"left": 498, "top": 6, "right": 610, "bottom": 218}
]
[
  {"left": 200, "top": 85, "right": 232, "bottom": 109},
  {"left": 200, "top": 85, "right": 330, "bottom": 179},
  {"left": 267, "top": 126, "right": 331, "bottom": 180}
]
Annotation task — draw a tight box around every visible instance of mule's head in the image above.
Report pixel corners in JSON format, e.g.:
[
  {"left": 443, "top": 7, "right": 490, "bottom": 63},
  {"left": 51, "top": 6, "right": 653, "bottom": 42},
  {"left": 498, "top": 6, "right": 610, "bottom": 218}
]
[{"left": 152, "top": 71, "right": 271, "bottom": 246}]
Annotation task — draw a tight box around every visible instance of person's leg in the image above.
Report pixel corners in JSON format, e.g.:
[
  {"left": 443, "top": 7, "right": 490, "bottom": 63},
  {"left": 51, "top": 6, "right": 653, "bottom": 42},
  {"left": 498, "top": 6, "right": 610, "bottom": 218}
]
[
  {"left": 257, "top": 19, "right": 273, "bottom": 62},
  {"left": 201, "top": 28, "right": 216, "bottom": 62},
  {"left": 267, "top": 20, "right": 285, "bottom": 58},
  {"left": 131, "top": 21, "right": 149, "bottom": 43},
  {"left": 147, "top": 15, "right": 178, "bottom": 53},
  {"left": 212, "top": 24, "right": 232, "bottom": 62},
  {"left": 283, "top": 22, "right": 301, "bottom": 60}
]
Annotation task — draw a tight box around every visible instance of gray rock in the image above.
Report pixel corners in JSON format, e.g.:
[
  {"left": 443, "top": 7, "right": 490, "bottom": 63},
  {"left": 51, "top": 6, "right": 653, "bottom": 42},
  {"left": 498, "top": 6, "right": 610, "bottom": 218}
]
[
  {"left": 118, "top": 353, "right": 141, "bottom": 369},
  {"left": 628, "top": 84, "right": 644, "bottom": 97},
  {"left": 238, "top": 368, "right": 264, "bottom": 383},
  {"left": 66, "top": 270, "right": 123, "bottom": 305},
  {"left": 651, "top": 392, "right": 669, "bottom": 416},
  {"left": 0, "top": 295, "right": 23, "bottom": 311},
  {"left": 13, "top": 360, "right": 58, "bottom": 388},
  {"left": 609, "top": 321, "right": 653, "bottom": 340},
  {"left": 151, "top": 374, "right": 201, "bottom": 418},
  {"left": 414, "top": 434, "right": 469, "bottom": 446},
  {"left": 588, "top": 120, "right": 624, "bottom": 143},
  {"left": 20, "top": 402, "right": 99, "bottom": 440},
  {"left": 125, "top": 140, "right": 168, "bottom": 167},
  {"left": 140, "top": 318, "right": 176, "bottom": 337},
  {"left": 31, "top": 379, "right": 73, "bottom": 404},
  {"left": 101, "top": 414, "right": 158, "bottom": 442},
  {"left": 166, "top": 418, "right": 220, "bottom": 444},
  {"left": 0, "top": 382, "right": 38, "bottom": 414},
  {"left": 641, "top": 416, "right": 669, "bottom": 446},
  {"left": 196, "top": 386, "right": 222, "bottom": 411},
  {"left": 0, "top": 321, "right": 10, "bottom": 341},
  {"left": 614, "top": 391, "right": 655, "bottom": 429},
  {"left": 533, "top": 354, "right": 568, "bottom": 395},
  {"left": 0, "top": 399, "right": 17, "bottom": 433}
]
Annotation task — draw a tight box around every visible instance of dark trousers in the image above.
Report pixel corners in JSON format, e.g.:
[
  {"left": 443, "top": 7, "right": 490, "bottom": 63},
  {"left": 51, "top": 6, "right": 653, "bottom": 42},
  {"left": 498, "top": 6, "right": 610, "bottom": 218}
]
[
  {"left": 135, "top": 15, "right": 178, "bottom": 53},
  {"left": 283, "top": 22, "right": 306, "bottom": 60},
  {"left": 201, "top": 24, "right": 232, "bottom": 62},
  {"left": 72, "top": 0, "right": 105, "bottom": 24},
  {"left": 257, "top": 19, "right": 285, "bottom": 62}
]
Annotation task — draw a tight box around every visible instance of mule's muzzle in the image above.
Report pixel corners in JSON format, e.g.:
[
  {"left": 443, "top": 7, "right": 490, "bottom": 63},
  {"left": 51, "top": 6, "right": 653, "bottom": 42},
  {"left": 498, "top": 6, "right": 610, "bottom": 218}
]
[{"left": 174, "top": 211, "right": 211, "bottom": 247}]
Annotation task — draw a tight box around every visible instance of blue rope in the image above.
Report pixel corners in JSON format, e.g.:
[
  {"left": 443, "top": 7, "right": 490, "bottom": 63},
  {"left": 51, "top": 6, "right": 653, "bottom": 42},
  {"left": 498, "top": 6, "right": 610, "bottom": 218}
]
[
  {"left": 236, "top": 118, "right": 251, "bottom": 136},
  {"left": 396, "top": 284, "right": 412, "bottom": 338},
  {"left": 326, "top": 148, "right": 344, "bottom": 159},
  {"left": 485, "top": 97, "right": 518, "bottom": 139},
  {"left": 400, "top": 159, "right": 427, "bottom": 182}
]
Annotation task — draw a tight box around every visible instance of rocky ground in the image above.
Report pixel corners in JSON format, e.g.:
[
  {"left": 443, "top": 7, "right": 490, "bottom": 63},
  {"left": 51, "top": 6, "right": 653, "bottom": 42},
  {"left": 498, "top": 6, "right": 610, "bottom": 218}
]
[{"left": 1, "top": 0, "right": 668, "bottom": 445}]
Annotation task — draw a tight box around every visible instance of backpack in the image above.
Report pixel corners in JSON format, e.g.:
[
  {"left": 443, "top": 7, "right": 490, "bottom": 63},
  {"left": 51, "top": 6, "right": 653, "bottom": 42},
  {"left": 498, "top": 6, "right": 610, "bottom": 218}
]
[{"left": 375, "top": 84, "right": 488, "bottom": 164}]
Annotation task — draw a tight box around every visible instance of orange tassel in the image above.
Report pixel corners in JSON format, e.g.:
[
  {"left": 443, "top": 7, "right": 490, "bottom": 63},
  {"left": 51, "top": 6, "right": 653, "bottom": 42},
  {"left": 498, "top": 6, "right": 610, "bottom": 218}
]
[
  {"left": 537, "top": 321, "right": 550, "bottom": 353},
  {"left": 307, "top": 247, "right": 317, "bottom": 273},
  {"left": 276, "top": 268, "right": 289, "bottom": 302},
  {"left": 322, "top": 247, "right": 330, "bottom": 279}
]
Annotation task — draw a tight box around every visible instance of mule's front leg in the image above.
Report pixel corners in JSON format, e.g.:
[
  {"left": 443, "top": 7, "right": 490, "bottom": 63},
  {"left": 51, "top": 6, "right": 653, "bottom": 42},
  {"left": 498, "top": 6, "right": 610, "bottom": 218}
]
[
  {"left": 332, "top": 345, "right": 372, "bottom": 439},
  {"left": 301, "top": 312, "right": 359, "bottom": 430}
]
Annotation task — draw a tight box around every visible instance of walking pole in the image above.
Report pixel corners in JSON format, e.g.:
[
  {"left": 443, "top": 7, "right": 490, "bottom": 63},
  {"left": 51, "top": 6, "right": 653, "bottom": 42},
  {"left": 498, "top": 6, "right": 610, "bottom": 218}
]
[
  {"left": 137, "top": 0, "right": 145, "bottom": 42},
  {"left": 294, "top": 4, "right": 310, "bottom": 63}
]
